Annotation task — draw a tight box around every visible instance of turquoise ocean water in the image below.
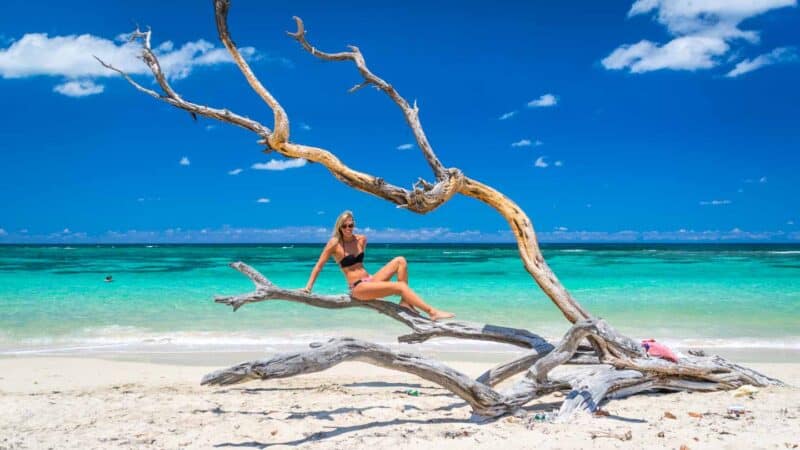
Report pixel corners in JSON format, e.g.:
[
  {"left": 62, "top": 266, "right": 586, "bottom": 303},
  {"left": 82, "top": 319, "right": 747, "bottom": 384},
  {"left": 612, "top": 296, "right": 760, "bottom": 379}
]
[{"left": 1, "top": 244, "right": 798, "bottom": 357}]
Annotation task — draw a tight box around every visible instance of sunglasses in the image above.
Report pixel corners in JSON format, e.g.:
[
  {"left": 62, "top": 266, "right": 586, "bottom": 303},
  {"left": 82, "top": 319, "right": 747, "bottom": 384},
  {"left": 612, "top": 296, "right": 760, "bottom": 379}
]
[{"left": 341, "top": 223, "right": 355, "bottom": 229}]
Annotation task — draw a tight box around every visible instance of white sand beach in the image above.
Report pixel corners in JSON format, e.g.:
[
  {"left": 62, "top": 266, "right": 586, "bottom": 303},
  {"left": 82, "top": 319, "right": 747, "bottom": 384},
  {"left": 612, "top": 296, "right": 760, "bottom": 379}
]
[{"left": 1, "top": 356, "right": 798, "bottom": 449}]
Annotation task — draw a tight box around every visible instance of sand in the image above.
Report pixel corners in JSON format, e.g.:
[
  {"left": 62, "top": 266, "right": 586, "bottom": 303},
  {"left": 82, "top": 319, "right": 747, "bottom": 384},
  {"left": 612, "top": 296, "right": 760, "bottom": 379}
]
[{"left": 1, "top": 356, "right": 798, "bottom": 449}]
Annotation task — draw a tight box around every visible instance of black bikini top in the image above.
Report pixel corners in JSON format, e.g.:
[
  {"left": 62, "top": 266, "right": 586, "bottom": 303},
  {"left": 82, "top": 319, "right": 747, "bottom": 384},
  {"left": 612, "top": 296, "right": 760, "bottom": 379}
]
[{"left": 339, "top": 251, "right": 364, "bottom": 268}]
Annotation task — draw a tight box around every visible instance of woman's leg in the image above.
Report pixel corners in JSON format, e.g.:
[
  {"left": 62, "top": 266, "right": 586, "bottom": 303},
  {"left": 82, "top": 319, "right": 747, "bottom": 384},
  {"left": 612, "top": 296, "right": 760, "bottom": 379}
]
[
  {"left": 351, "top": 281, "right": 454, "bottom": 321},
  {"left": 370, "top": 257, "right": 414, "bottom": 310},
  {"left": 370, "top": 256, "right": 408, "bottom": 283}
]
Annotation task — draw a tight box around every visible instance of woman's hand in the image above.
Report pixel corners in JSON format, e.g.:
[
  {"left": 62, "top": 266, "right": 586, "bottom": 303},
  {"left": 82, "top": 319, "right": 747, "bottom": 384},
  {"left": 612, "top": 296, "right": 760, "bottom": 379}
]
[{"left": 300, "top": 287, "right": 311, "bottom": 294}]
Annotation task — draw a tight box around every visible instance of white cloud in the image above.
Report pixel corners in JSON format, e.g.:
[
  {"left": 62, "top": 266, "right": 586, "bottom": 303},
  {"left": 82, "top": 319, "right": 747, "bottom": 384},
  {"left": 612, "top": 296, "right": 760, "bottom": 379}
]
[
  {"left": 0, "top": 32, "right": 262, "bottom": 95},
  {"left": 251, "top": 158, "right": 307, "bottom": 171},
  {"left": 699, "top": 199, "right": 732, "bottom": 205},
  {"left": 511, "top": 139, "right": 531, "bottom": 147},
  {"left": 554, "top": 160, "right": 563, "bottom": 167},
  {"left": 528, "top": 94, "right": 557, "bottom": 107},
  {"left": 534, "top": 156, "right": 549, "bottom": 168},
  {"left": 317, "top": 211, "right": 325, "bottom": 215},
  {"left": 759, "top": 176, "right": 768, "bottom": 183},
  {"left": 602, "top": 37, "right": 729, "bottom": 72},
  {"left": 603, "top": 0, "right": 797, "bottom": 74},
  {"left": 63, "top": 228, "right": 70, "bottom": 233},
  {"left": 300, "top": 123, "right": 312, "bottom": 130},
  {"left": 228, "top": 168, "right": 243, "bottom": 175},
  {"left": 179, "top": 156, "right": 190, "bottom": 166},
  {"left": 53, "top": 79, "right": 104, "bottom": 97},
  {"left": 0, "top": 228, "right": 6, "bottom": 236},
  {"left": 555, "top": 226, "right": 568, "bottom": 231},
  {"left": 499, "top": 111, "right": 517, "bottom": 120},
  {"left": 396, "top": 143, "right": 414, "bottom": 150},
  {"left": 726, "top": 46, "right": 797, "bottom": 77},
  {"left": 256, "top": 198, "right": 270, "bottom": 203}
]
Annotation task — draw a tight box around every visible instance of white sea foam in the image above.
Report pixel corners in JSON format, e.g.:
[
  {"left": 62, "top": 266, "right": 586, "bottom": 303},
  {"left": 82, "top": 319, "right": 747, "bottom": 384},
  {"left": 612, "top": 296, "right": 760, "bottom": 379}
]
[
  {"left": 2, "top": 326, "right": 799, "bottom": 357},
  {"left": 768, "top": 251, "right": 800, "bottom": 255},
  {"left": 559, "top": 249, "right": 587, "bottom": 253}
]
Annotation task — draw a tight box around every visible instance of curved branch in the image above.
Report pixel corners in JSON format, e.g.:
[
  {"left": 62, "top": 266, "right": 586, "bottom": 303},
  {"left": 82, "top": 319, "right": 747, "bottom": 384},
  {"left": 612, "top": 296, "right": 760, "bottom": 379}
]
[
  {"left": 215, "top": 262, "right": 553, "bottom": 349},
  {"left": 458, "top": 177, "right": 591, "bottom": 323},
  {"left": 214, "top": 0, "right": 289, "bottom": 144},
  {"left": 477, "top": 348, "right": 599, "bottom": 387},
  {"left": 96, "top": 29, "right": 270, "bottom": 137},
  {"left": 287, "top": 16, "right": 447, "bottom": 180},
  {"left": 201, "top": 337, "right": 519, "bottom": 417}
]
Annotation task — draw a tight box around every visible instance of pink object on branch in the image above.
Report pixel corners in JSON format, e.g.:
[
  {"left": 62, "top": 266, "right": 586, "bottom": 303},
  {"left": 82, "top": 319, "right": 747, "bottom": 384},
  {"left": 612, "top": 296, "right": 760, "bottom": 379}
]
[{"left": 641, "top": 339, "right": 679, "bottom": 363}]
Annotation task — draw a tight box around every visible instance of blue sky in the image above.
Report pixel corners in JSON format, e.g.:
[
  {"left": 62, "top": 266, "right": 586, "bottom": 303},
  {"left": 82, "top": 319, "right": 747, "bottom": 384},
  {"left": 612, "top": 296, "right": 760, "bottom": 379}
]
[{"left": 0, "top": 0, "right": 798, "bottom": 243}]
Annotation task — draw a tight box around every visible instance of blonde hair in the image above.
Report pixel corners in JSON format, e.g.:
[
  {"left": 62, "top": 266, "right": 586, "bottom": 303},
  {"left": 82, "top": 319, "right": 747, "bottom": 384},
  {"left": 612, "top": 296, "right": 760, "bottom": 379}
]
[{"left": 332, "top": 210, "right": 354, "bottom": 243}]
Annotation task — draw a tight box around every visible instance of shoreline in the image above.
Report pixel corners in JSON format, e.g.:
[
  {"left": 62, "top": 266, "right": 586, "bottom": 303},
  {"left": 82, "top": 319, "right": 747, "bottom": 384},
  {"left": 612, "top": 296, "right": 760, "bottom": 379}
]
[{"left": 3, "top": 342, "right": 800, "bottom": 366}]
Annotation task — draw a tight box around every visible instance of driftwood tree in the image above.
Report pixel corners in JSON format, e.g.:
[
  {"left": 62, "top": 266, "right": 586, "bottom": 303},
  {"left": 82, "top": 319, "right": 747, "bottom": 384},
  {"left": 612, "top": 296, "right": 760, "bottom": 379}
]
[{"left": 99, "top": 0, "right": 782, "bottom": 421}]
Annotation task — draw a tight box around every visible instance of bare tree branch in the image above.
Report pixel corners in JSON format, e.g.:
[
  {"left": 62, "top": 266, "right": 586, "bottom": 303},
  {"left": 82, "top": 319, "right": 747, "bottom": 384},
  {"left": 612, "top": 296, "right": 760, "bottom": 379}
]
[
  {"left": 214, "top": 0, "right": 289, "bottom": 144},
  {"left": 95, "top": 28, "right": 271, "bottom": 136},
  {"left": 201, "top": 337, "right": 524, "bottom": 417},
  {"left": 287, "top": 16, "right": 447, "bottom": 180},
  {"left": 215, "top": 262, "right": 554, "bottom": 349}
]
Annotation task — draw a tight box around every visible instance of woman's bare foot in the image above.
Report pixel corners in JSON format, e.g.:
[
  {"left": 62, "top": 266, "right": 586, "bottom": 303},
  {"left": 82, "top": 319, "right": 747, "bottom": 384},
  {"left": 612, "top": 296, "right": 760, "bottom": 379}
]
[
  {"left": 399, "top": 301, "right": 419, "bottom": 313},
  {"left": 428, "top": 309, "right": 455, "bottom": 321}
]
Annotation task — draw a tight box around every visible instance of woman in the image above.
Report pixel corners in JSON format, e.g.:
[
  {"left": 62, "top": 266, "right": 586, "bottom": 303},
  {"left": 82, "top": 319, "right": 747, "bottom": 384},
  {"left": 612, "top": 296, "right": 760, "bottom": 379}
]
[{"left": 301, "top": 211, "right": 455, "bottom": 321}]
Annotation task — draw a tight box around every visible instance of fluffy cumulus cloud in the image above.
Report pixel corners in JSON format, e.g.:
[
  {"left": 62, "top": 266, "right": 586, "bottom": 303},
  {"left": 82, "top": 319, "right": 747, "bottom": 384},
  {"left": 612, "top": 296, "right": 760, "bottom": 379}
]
[
  {"left": 0, "top": 32, "right": 263, "bottom": 96},
  {"left": 179, "top": 156, "right": 190, "bottom": 166},
  {"left": 528, "top": 94, "right": 557, "bottom": 107},
  {"left": 256, "top": 198, "right": 270, "bottom": 203},
  {"left": 726, "top": 46, "right": 798, "bottom": 77},
  {"left": 251, "top": 158, "right": 307, "bottom": 171},
  {"left": 534, "top": 156, "right": 549, "bottom": 168},
  {"left": 602, "top": 0, "right": 797, "bottom": 75}
]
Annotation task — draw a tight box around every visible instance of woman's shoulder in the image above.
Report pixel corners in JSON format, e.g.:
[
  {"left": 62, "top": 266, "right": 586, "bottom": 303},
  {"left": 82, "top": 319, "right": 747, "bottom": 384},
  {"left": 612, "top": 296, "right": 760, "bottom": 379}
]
[
  {"left": 357, "top": 234, "right": 368, "bottom": 244},
  {"left": 324, "top": 237, "right": 339, "bottom": 250}
]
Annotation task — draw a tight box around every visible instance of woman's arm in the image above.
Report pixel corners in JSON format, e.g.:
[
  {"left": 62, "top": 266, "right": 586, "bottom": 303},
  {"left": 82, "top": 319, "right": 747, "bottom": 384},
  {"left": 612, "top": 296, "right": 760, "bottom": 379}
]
[
  {"left": 303, "top": 239, "right": 336, "bottom": 292},
  {"left": 359, "top": 234, "right": 368, "bottom": 252}
]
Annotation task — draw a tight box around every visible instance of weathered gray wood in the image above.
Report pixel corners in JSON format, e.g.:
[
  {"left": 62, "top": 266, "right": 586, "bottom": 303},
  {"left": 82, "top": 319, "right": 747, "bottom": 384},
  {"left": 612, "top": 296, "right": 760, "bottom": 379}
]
[
  {"left": 478, "top": 349, "right": 598, "bottom": 387},
  {"left": 216, "top": 262, "right": 554, "bottom": 349},
  {"left": 200, "top": 319, "right": 783, "bottom": 420},
  {"left": 555, "top": 366, "right": 645, "bottom": 420},
  {"left": 202, "top": 337, "right": 521, "bottom": 417}
]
